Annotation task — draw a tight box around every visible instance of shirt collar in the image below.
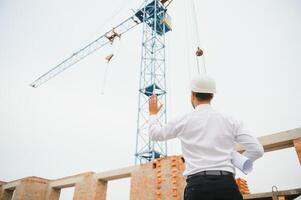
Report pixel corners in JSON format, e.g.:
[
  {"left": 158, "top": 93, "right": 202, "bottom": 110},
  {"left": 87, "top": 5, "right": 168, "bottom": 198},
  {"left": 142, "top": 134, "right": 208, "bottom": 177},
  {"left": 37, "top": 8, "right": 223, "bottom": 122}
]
[{"left": 195, "top": 103, "right": 211, "bottom": 110}]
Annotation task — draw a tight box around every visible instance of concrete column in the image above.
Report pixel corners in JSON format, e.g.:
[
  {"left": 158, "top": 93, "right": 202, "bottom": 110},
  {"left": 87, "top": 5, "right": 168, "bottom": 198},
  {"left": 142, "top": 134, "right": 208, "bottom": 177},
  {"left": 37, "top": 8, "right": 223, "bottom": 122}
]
[
  {"left": 130, "top": 162, "right": 156, "bottom": 200},
  {"left": 45, "top": 188, "right": 60, "bottom": 200},
  {"left": 157, "top": 156, "right": 186, "bottom": 200},
  {"left": 11, "top": 177, "right": 48, "bottom": 200},
  {"left": 73, "top": 172, "right": 107, "bottom": 200},
  {"left": 0, "top": 189, "right": 14, "bottom": 200},
  {"left": 130, "top": 156, "right": 186, "bottom": 200},
  {"left": 0, "top": 181, "right": 15, "bottom": 200},
  {"left": 0, "top": 185, "right": 2, "bottom": 199},
  {"left": 293, "top": 138, "right": 301, "bottom": 165}
]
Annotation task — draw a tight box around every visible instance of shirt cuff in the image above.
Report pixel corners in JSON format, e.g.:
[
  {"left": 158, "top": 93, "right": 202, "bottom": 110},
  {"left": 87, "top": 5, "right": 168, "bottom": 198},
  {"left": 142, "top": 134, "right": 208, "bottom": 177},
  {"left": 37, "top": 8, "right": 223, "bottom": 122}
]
[
  {"left": 149, "top": 114, "right": 157, "bottom": 119},
  {"left": 149, "top": 114, "right": 158, "bottom": 124}
]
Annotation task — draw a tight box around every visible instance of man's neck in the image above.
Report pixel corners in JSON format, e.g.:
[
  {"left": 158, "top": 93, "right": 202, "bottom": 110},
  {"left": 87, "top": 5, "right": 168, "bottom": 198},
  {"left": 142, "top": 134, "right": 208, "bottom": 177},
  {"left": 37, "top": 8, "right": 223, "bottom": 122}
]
[
  {"left": 195, "top": 101, "right": 210, "bottom": 106},
  {"left": 194, "top": 101, "right": 210, "bottom": 109}
]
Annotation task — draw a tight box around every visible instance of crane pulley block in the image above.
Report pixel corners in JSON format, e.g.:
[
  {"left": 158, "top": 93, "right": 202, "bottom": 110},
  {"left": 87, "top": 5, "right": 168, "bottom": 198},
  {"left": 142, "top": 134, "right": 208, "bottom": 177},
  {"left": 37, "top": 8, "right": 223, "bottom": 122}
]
[{"left": 105, "top": 29, "right": 121, "bottom": 44}]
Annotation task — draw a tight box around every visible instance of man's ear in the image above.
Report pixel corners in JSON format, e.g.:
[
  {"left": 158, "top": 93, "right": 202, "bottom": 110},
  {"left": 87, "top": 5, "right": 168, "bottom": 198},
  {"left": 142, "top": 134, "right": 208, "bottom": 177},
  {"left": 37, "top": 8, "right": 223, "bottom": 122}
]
[
  {"left": 191, "top": 92, "right": 196, "bottom": 109},
  {"left": 191, "top": 92, "right": 195, "bottom": 101}
]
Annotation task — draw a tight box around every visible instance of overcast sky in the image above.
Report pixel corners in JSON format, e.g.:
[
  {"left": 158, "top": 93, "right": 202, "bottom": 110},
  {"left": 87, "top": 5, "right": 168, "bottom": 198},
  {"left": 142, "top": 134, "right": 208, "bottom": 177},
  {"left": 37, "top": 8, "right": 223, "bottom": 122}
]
[{"left": 0, "top": 0, "right": 301, "bottom": 199}]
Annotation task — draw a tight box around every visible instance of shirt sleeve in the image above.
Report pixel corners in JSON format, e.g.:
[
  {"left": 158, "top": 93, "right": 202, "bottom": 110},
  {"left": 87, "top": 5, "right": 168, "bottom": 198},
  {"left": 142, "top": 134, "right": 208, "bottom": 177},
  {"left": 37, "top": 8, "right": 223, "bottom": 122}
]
[
  {"left": 148, "top": 114, "right": 187, "bottom": 141},
  {"left": 234, "top": 120, "right": 264, "bottom": 162}
]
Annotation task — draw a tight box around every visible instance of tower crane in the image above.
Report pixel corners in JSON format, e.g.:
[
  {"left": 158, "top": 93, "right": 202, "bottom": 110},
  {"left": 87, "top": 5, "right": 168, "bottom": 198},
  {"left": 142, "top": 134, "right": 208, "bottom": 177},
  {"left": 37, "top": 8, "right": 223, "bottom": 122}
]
[{"left": 31, "top": 0, "right": 175, "bottom": 164}]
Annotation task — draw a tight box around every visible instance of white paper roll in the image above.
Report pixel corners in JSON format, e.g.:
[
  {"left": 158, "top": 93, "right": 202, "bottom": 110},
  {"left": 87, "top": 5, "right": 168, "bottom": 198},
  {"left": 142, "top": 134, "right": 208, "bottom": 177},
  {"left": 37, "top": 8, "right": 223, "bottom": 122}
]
[{"left": 231, "top": 151, "right": 253, "bottom": 175}]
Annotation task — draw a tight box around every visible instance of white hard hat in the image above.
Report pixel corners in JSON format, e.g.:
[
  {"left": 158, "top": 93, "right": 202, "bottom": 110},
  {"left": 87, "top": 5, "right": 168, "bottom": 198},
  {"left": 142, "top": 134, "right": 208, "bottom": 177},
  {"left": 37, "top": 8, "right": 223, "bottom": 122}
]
[{"left": 190, "top": 74, "right": 216, "bottom": 93}]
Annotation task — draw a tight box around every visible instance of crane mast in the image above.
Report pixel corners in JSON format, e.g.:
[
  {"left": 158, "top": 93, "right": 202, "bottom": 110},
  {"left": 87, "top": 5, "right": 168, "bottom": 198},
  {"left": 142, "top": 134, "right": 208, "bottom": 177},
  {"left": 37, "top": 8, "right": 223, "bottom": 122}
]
[{"left": 134, "top": 0, "right": 171, "bottom": 163}]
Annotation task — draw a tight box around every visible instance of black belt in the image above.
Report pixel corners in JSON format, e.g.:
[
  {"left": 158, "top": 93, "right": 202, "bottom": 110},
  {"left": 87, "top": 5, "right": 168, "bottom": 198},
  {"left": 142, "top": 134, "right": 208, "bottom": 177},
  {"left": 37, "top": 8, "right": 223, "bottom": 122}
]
[{"left": 187, "top": 170, "right": 234, "bottom": 180}]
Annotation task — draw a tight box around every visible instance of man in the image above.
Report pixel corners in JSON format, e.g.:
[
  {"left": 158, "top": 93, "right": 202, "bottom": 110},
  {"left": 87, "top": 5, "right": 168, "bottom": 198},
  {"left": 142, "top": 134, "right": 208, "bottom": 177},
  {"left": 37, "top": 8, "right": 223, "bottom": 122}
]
[{"left": 148, "top": 74, "right": 264, "bottom": 200}]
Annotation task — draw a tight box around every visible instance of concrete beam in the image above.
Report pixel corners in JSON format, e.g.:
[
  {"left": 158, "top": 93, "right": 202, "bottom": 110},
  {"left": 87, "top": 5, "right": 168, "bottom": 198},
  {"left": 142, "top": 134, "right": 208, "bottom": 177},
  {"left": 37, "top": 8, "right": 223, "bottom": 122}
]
[
  {"left": 49, "top": 172, "right": 93, "bottom": 189},
  {"left": 0, "top": 181, "right": 7, "bottom": 186},
  {"left": 1, "top": 180, "right": 20, "bottom": 190},
  {"left": 94, "top": 166, "right": 139, "bottom": 181},
  {"left": 243, "top": 188, "right": 301, "bottom": 199},
  {"left": 236, "top": 128, "right": 301, "bottom": 152}
]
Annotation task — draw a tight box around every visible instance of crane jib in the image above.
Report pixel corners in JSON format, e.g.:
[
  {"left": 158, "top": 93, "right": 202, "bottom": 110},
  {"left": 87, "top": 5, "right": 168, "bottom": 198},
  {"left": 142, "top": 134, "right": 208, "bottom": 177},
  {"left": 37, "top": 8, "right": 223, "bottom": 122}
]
[
  {"left": 30, "top": 0, "right": 174, "bottom": 88},
  {"left": 30, "top": 14, "right": 142, "bottom": 88}
]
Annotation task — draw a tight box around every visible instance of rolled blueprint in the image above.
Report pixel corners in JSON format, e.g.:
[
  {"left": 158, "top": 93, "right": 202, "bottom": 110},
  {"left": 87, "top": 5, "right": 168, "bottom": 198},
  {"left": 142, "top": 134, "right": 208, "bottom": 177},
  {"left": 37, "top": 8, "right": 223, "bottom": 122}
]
[{"left": 231, "top": 151, "right": 253, "bottom": 175}]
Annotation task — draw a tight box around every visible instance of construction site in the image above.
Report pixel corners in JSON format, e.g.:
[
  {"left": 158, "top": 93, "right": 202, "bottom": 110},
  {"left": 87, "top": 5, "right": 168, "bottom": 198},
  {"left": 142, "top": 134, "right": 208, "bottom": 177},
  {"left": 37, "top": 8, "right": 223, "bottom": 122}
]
[
  {"left": 1, "top": 128, "right": 301, "bottom": 199},
  {"left": 0, "top": 0, "right": 300, "bottom": 199}
]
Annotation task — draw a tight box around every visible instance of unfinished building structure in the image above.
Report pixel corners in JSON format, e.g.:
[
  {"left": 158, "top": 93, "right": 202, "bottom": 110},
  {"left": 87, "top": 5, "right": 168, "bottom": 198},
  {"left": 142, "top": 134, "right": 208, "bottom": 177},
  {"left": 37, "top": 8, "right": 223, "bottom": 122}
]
[{"left": 1, "top": 128, "right": 301, "bottom": 200}]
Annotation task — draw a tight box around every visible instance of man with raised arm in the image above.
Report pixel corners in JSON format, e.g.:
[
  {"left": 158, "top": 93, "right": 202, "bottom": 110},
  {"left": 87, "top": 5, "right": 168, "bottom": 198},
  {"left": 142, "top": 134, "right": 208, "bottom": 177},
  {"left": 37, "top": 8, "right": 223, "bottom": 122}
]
[{"left": 148, "top": 74, "right": 264, "bottom": 200}]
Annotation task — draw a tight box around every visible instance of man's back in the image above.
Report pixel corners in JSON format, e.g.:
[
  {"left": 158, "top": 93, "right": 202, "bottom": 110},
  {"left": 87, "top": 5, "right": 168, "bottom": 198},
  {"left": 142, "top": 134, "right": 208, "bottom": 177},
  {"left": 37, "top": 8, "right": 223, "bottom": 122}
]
[
  {"left": 178, "top": 104, "right": 237, "bottom": 176},
  {"left": 149, "top": 103, "right": 263, "bottom": 177}
]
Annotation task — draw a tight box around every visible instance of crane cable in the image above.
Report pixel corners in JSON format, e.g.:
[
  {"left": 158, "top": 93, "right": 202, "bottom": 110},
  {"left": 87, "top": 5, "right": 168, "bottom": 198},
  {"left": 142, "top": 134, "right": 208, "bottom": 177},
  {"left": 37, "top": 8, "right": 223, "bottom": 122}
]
[
  {"left": 101, "top": 61, "right": 110, "bottom": 95},
  {"left": 101, "top": 43, "right": 117, "bottom": 95},
  {"left": 190, "top": 0, "right": 207, "bottom": 74},
  {"left": 184, "top": 0, "right": 193, "bottom": 81},
  {"left": 77, "top": 0, "right": 134, "bottom": 50},
  {"left": 97, "top": 0, "right": 137, "bottom": 95}
]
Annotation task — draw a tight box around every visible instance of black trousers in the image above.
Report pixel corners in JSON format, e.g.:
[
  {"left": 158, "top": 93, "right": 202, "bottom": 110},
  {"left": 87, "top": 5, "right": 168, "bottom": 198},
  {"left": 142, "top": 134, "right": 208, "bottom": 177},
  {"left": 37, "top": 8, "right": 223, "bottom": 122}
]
[{"left": 184, "top": 175, "right": 243, "bottom": 200}]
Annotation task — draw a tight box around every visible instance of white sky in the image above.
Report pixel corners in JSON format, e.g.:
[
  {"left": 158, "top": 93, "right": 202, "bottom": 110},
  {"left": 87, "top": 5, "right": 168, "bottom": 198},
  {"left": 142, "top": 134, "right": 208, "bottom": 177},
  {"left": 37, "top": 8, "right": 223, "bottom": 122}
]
[{"left": 0, "top": 0, "right": 301, "bottom": 199}]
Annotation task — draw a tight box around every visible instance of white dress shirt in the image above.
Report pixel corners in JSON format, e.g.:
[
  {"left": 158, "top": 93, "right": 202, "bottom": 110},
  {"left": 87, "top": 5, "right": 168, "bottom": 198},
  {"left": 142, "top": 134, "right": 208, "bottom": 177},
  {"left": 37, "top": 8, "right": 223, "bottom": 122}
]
[{"left": 148, "top": 104, "right": 264, "bottom": 176}]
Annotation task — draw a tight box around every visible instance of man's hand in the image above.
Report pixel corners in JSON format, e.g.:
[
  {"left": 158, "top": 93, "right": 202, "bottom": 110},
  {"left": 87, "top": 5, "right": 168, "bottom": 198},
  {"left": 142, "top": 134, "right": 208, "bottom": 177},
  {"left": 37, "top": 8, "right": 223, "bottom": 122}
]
[{"left": 149, "top": 94, "right": 163, "bottom": 115}]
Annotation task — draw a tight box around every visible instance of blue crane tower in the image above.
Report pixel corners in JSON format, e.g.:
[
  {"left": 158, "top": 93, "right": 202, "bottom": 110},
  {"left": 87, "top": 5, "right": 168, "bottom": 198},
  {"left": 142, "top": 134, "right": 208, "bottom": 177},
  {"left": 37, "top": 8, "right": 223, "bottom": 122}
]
[
  {"left": 30, "top": 0, "right": 173, "bottom": 164},
  {"left": 134, "top": 0, "right": 172, "bottom": 163}
]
